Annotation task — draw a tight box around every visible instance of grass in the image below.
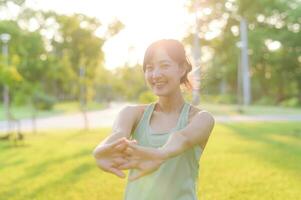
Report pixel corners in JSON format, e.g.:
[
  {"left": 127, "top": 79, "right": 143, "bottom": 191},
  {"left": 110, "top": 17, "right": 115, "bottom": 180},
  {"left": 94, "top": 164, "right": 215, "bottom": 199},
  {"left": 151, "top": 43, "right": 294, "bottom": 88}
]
[
  {"left": 200, "top": 102, "right": 301, "bottom": 115},
  {"left": 0, "top": 122, "right": 301, "bottom": 200},
  {"left": 0, "top": 101, "right": 107, "bottom": 120}
]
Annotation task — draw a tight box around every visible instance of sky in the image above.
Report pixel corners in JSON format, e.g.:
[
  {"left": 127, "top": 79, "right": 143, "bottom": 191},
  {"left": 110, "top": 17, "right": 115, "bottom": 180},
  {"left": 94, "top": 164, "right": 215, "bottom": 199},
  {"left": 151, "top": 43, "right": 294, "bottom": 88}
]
[{"left": 23, "top": 0, "right": 195, "bottom": 70}]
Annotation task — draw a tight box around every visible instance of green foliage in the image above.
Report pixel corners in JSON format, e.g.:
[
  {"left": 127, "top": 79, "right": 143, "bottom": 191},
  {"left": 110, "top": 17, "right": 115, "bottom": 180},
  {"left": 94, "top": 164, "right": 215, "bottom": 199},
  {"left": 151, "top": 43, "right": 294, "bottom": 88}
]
[
  {"left": 254, "top": 96, "right": 277, "bottom": 106},
  {"left": 0, "top": 1, "right": 300, "bottom": 107},
  {"left": 185, "top": 0, "right": 301, "bottom": 106},
  {"left": 111, "top": 65, "right": 148, "bottom": 101},
  {"left": 202, "top": 94, "right": 237, "bottom": 104},
  {"left": 280, "top": 97, "right": 300, "bottom": 108},
  {"left": 0, "top": 0, "right": 25, "bottom": 6},
  {"left": 0, "top": 65, "right": 22, "bottom": 86},
  {"left": 0, "top": 8, "right": 124, "bottom": 110},
  {"left": 33, "top": 92, "right": 57, "bottom": 110},
  {"left": 138, "top": 90, "right": 157, "bottom": 103}
]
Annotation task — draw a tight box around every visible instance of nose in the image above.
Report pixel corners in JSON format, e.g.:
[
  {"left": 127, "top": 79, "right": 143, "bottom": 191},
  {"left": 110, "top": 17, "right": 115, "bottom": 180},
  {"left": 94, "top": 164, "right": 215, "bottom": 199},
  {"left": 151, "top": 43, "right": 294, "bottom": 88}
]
[{"left": 152, "top": 67, "right": 162, "bottom": 79}]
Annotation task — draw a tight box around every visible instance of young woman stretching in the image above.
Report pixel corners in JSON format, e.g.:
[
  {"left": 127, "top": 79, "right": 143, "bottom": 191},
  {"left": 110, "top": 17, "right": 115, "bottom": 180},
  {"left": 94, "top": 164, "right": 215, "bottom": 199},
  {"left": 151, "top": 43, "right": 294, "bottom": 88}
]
[{"left": 93, "top": 39, "right": 215, "bottom": 200}]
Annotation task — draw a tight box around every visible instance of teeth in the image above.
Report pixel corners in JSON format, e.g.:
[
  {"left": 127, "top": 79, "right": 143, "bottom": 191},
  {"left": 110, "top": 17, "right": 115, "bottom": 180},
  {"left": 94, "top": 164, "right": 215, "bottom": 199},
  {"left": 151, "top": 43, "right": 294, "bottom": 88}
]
[{"left": 154, "top": 82, "right": 165, "bottom": 86}]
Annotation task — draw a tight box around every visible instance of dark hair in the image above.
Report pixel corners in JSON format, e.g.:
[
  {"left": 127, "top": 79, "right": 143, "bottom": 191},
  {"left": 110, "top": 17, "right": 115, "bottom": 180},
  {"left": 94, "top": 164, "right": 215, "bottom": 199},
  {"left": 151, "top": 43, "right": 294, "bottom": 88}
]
[{"left": 142, "top": 39, "right": 193, "bottom": 90}]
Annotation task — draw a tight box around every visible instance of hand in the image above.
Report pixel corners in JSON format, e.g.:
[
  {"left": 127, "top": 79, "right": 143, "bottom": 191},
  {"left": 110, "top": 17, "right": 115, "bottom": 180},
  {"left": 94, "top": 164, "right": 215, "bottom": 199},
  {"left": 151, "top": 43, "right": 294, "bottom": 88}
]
[
  {"left": 118, "top": 143, "right": 167, "bottom": 181},
  {"left": 93, "top": 137, "right": 137, "bottom": 178}
]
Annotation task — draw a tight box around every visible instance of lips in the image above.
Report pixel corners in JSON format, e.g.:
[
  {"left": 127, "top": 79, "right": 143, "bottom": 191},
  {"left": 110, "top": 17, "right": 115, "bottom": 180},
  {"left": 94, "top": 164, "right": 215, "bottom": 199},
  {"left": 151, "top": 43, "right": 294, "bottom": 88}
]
[{"left": 153, "top": 82, "right": 166, "bottom": 87}]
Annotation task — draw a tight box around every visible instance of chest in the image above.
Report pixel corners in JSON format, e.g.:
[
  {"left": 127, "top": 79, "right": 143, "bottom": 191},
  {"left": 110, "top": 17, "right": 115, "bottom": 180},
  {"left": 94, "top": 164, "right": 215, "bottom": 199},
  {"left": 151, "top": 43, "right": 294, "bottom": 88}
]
[{"left": 149, "top": 111, "right": 181, "bottom": 133}]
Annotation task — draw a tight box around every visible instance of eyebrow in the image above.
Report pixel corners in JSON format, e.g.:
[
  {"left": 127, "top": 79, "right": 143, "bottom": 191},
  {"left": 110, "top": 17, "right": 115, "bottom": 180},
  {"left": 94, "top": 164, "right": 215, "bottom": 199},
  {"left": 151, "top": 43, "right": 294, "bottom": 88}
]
[
  {"left": 158, "top": 60, "right": 171, "bottom": 64},
  {"left": 146, "top": 60, "right": 171, "bottom": 66}
]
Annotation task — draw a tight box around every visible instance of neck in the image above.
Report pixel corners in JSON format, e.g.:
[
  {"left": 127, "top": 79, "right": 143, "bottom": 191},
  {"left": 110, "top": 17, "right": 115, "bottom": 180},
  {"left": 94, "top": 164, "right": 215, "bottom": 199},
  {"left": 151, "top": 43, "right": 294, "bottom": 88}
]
[{"left": 155, "top": 90, "right": 185, "bottom": 114}]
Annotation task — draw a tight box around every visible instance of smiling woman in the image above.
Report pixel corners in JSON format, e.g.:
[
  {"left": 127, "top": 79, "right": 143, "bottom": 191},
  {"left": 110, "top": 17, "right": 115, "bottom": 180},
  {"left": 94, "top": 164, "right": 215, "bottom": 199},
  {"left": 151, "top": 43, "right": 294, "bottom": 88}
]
[
  {"left": 143, "top": 39, "right": 193, "bottom": 93},
  {"left": 93, "top": 39, "right": 215, "bottom": 200}
]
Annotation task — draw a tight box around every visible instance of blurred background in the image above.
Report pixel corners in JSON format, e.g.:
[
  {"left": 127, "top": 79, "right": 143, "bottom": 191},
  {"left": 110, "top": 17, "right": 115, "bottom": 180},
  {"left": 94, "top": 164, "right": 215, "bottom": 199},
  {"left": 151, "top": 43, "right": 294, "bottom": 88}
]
[{"left": 0, "top": 0, "right": 300, "bottom": 199}]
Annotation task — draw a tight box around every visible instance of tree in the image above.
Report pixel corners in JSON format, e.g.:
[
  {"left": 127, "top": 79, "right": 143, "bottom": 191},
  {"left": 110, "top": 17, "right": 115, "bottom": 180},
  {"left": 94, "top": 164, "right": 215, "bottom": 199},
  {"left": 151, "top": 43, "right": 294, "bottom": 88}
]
[{"left": 184, "top": 0, "right": 301, "bottom": 106}]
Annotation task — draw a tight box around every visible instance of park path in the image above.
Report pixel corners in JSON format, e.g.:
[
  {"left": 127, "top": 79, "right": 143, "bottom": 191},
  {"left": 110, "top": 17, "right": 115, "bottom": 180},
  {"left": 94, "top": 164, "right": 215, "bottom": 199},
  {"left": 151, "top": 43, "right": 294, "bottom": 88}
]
[{"left": 0, "top": 102, "right": 301, "bottom": 133}]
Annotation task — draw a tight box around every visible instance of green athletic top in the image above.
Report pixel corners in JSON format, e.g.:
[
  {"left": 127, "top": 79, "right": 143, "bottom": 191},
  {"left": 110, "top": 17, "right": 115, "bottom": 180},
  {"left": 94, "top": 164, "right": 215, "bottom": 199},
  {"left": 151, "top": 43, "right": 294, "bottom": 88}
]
[{"left": 124, "top": 102, "right": 203, "bottom": 200}]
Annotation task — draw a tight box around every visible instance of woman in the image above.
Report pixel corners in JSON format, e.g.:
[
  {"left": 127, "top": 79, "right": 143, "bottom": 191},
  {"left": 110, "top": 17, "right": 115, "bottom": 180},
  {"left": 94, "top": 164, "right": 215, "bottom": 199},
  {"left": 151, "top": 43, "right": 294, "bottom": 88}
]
[{"left": 93, "top": 39, "right": 215, "bottom": 200}]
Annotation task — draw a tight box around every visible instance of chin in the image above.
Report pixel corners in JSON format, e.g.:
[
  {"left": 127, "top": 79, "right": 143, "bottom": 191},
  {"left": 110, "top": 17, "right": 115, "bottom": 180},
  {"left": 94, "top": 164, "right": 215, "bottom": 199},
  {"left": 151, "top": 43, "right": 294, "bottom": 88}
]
[{"left": 152, "top": 89, "right": 171, "bottom": 97}]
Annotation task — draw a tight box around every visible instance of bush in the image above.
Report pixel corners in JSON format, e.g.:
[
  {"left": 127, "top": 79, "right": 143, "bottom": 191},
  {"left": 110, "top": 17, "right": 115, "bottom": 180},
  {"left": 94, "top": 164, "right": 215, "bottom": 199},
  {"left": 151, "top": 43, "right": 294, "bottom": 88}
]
[
  {"left": 279, "top": 97, "right": 300, "bottom": 107},
  {"left": 254, "top": 96, "right": 277, "bottom": 106},
  {"left": 202, "top": 94, "right": 237, "bottom": 104},
  {"left": 33, "top": 93, "right": 57, "bottom": 110}
]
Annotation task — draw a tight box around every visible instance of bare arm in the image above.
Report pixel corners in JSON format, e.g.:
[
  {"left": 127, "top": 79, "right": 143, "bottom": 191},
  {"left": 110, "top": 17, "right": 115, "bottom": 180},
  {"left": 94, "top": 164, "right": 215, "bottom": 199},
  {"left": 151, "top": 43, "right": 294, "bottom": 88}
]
[
  {"left": 92, "top": 105, "right": 141, "bottom": 178},
  {"left": 160, "top": 111, "right": 215, "bottom": 159},
  {"left": 118, "top": 110, "right": 215, "bottom": 181},
  {"left": 93, "top": 105, "right": 139, "bottom": 157}
]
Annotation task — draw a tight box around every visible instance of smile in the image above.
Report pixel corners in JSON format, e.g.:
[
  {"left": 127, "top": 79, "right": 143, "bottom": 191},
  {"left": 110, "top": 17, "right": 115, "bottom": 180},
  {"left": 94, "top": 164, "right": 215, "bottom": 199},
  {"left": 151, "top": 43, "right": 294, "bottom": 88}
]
[{"left": 153, "top": 82, "right": 166, "bottom": 87}]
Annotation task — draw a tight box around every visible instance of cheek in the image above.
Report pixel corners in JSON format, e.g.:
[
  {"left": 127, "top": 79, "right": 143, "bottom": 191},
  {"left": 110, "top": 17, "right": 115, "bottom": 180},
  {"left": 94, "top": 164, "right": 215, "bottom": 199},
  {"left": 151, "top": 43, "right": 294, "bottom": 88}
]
[
  {"left": 144, "top": 73, "right": 152, "bottom": 84},
  {"left": 169, "top": 70, "right": 182, "bottom": 83}
]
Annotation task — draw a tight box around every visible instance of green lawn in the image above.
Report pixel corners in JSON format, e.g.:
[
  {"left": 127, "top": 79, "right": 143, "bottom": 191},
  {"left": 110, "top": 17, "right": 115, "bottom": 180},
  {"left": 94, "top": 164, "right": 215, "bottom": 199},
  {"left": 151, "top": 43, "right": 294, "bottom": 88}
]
[
  {"left": 200, "top": 103, "right": 301, "bottom": 115},
  {"left": 0, "top": 101, "right": 107, "bottom": 120},
  {"left": 0, "top": 122, "right": 300, "bottom": 200}
]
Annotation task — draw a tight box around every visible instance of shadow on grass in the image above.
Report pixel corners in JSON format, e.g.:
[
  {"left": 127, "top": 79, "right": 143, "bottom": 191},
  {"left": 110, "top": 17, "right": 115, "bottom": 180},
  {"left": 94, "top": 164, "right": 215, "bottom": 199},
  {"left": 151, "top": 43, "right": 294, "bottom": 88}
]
[
  {"left": 0, "top": 142, "right": 31, "bottom": 170},
  {"left": 20, "top": 148, "right": 92, "bottom": 180},
  {"left": 25, "top": 162, "right": 95, "bottom": 199},
  {"left": 0, "top": 162, "right": 94, "bottom": 199},
  {"left": 222, "top": 122, "right": 301, "bottom": 177}
]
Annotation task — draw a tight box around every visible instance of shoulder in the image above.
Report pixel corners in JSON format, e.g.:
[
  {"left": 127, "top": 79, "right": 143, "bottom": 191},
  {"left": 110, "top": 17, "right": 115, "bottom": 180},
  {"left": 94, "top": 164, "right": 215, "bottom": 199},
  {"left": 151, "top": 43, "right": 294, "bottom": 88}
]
[
  {"left": 120, "top": 103, "right": 148, "bottom": 116},
  {"left": 119, "top": 103, "right": 149, "bottom": 127},
  {"left": 188, "top": 105, "right": 214, "bottom": 124},
  {"left": 187, "top": 104, "right": 215, "bottom": 149}
]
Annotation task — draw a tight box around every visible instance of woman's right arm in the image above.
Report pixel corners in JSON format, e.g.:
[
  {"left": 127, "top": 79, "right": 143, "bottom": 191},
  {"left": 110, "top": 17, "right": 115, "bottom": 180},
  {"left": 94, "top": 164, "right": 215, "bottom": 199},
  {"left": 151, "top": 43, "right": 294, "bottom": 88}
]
[
  {"left": 92, "top": 105, "right": 143, "bottom": 178},
  {"left": 93, "top": 105, "right": 141, "bottom": 156}
]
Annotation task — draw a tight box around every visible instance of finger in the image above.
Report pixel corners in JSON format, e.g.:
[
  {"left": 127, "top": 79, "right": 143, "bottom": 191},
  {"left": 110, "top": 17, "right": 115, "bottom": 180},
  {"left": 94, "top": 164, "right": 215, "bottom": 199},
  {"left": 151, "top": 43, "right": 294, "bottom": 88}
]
[
  {"left": 95, "top": 138, "right": 125, "bottom": 155},
  {"left": 124, "top": 147, "right": 134, "bottom": 156},
  {"left": 128, "top": 144, "right": 157, "bottom": 158},
  {"left": 107, "top": 167, "right": 126, "bottom": 178},
  {"left": 129, "top": 139, "right": 138, "bottom": 144},
  {"left": 126, "top": 145, "right": 147, "bottom": 158},
  {"left": 111, "top": 152, "right": 125, "bottom": 158},
  {"left": 114, "top": 142, "right": 128, "bottom": 151},
  {"left": 112, "top": 157, "right": 128, "bottom": 165},
  {"left": 124, "top": 154, "right": 139, "bottom": 161},
  {"left": 118, "top": 160, "right": 138, "bottom": 170},
  {"left": 109, "top": 137, "right": 127, "bottom": 148},
  {"left": 114, "top": 139, "right": 137, "bottom": 154},
  {"left": 127, "top": 142, "right": 139, "bottom": 149},
  {"left": 112, "top": 138, "right": 139, "bottom": 150},
  {"left": 122, "top": 139, "right": 138, "bottom": 146}
]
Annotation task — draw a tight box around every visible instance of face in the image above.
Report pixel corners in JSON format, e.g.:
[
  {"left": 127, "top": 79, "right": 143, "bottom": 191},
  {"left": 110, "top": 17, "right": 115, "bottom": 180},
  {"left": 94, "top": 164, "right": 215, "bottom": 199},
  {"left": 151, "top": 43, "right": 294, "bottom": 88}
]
[{"left": 144, "top": 48, "right": 186, "bottom": 96}]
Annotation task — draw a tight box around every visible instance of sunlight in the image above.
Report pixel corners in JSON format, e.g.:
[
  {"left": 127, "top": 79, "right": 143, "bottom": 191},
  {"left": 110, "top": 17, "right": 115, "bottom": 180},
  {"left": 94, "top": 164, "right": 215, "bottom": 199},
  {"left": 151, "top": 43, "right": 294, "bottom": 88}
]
[
  {"left": 25, "top": 0, "right": 193, "bottom": 70},
  {"left": 265, "top": 39, "right": 281, "bottom": 51},
  {"left": 101, "top": 0, "right": 194, "bottom": 69},
  {"left": 7, "top": 0, "right": 226, "bottom": 70}
]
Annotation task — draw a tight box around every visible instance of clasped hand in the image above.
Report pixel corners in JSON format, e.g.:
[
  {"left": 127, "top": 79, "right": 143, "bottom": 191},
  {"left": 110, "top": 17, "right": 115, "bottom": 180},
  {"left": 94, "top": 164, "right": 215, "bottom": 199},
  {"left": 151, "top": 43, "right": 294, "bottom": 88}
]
[{"left": 93, "top": 137, "right": 167, "bottom": 181}]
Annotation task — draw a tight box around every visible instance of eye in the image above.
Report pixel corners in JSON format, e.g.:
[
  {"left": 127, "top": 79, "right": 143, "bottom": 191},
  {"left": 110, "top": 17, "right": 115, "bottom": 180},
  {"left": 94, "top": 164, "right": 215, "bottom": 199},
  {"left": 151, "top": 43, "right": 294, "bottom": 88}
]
[
  {"left": 160, "top": 63, "right": 169, "bottom": 68},
  {"left": 145, "top": 64, "right": 153, "bottom": 71}
]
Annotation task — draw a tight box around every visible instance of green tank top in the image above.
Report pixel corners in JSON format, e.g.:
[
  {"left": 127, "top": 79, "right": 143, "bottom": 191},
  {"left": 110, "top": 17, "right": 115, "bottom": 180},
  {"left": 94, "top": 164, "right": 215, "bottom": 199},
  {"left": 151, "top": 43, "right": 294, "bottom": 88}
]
[{"left": 124, "top": 102, "right": 203, "bottom": 200}]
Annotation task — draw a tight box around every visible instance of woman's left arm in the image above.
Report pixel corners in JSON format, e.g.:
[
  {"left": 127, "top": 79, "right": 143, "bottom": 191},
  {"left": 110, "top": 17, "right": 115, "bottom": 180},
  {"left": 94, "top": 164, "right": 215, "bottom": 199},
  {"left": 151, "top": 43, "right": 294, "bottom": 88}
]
[{"left": 159, "top": 111, "right": 215, "bottom": 160}]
